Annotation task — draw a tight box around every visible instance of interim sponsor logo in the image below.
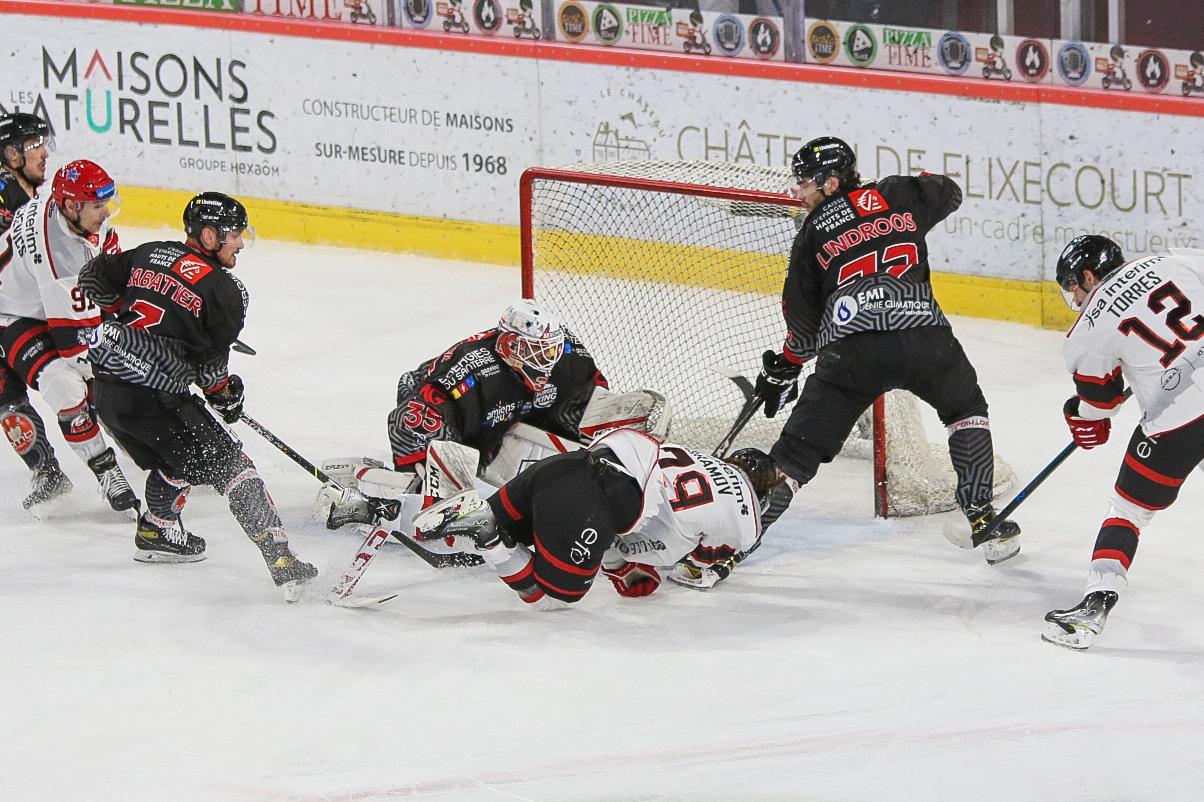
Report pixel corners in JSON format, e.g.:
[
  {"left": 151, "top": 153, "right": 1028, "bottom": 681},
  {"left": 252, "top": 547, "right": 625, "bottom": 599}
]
[
  {"left": 807, "top": 20, "right": 839, "bottom": 64},
  {"left": 843, "top": 23, "right": 878, "bottom": 67},
  {"left": 1016, "top": 39, "right": 1049, "bottom": 82},
  {"left": 748, "top": 18, "right": 780, "bottom": 60},
  {"left": 1057, "top": 42, "right": 1091, "bottom": 86},
  {"left": 1137, "top": 49, "right": 1170, "bottom": 93},
  {"left": 936, "top": 31, "right": 971, "bottom": 75}
]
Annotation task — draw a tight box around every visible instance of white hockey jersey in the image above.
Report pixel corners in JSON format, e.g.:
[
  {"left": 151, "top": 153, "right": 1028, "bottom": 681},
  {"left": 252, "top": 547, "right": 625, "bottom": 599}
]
[
  {"left": 1066, "top": 248, "right": 1204, "bottom": 435},
  {"left": 0, "top": 193, "right": 117, "bottom": 355},
  {"left": 588, "top": 428, "right": 762, "bottom": 568}
]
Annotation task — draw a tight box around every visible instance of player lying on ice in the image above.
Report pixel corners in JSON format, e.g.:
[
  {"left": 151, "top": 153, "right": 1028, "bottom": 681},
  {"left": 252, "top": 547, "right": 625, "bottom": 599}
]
[
  {"left": 317, "top": 299, "right": 672, "bottom": 562},
  {"left": 410, "top": 427, "right": 794, "bottom": 607},
  {"left": 1042, "top": 236, "right": 1204, "bottom": 649}
]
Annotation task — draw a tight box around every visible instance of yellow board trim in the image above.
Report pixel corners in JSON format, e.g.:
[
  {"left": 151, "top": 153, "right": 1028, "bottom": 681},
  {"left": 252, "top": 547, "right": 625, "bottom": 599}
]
[{"left": 120, "top": 185, "right": 1074, "bottom": 330}]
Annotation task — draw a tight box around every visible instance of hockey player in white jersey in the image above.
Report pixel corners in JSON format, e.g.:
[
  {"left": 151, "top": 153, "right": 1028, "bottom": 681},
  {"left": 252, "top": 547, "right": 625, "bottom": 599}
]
[
  {"left": 1043, "top": 236, "right": 1204, "bottom": 649},
  {"left": 0, "top": 159, "right": 139, "bottom": 516},
  {"left": 409, "top": 428, "right": 791, "bottom": 608}
]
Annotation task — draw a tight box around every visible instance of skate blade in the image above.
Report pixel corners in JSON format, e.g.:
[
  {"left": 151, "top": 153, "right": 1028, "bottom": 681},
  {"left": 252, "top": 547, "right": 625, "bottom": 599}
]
[
  {"left": 1041, "top": 622, "right": 1095, "bottom": 650},
  {"left": 134, "top": 550, "right": 207, "bottom": 564},
  {"left": 279, "top": 578, "right": 315, "bottom": 604},
  {"left": 983, "top": 537, "right": 1020, "bottom": 565}
]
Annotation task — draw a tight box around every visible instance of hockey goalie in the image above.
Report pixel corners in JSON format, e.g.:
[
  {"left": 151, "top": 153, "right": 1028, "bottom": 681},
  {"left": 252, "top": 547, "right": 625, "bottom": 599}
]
[{"left": 317, "top": 300, "right": 672, "bottom": 559}]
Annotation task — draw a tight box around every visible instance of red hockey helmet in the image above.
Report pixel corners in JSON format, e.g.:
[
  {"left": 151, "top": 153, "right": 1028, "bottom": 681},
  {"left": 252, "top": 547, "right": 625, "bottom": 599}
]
[{"left": 52, "top": 160, "right": 119, "bottom": 214}]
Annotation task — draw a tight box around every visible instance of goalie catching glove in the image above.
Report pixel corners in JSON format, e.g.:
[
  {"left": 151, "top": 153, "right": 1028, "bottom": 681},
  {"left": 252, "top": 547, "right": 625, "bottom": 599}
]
[{"left": 755, "top": 351, "right": 801, "bottom": 418}]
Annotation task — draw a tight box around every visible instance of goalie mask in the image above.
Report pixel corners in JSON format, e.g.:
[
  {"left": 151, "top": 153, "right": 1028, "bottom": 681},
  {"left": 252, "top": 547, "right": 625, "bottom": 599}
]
[{"left": 495, "top": 299, "right": 565, "bottom": 392}]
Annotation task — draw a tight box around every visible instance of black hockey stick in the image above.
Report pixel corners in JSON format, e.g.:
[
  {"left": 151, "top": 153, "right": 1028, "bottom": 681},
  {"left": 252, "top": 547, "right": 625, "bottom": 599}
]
[
  {"left": 232, "top": 338, "right": 257, "bottom": 356},
  {"left": 394, "top": 530, "right": 486, "bottom": 568},
  {"left": 711, "top": 367, "right": 766, "bottom": 458},
  {"left": 971, "top": 389, "right": 1134, "bottom": 546},
  {"left": 237, "top": 412, "right": 402, "bottom": 522}
]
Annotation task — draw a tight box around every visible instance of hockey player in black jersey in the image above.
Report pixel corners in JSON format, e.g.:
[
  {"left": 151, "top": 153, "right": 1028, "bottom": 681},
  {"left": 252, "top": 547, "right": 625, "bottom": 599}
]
[
  {"left": 753, "top": 136, "right": 1020, "bottom": 563},
  {"left": 78, "top": 192, "right": 317, "bottom": 598},
  {"left": 0, "top": 111, "right": 70, "bottom": 510}
]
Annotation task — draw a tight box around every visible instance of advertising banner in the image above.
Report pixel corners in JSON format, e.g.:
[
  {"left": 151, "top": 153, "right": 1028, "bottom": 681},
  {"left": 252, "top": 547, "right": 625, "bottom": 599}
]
[
  {"left": 244, "top": 0, "right": 401, "bottom": 26},
  {"left": 3, "top": 15, "right": 1199, "bottom": 283},
  {"left": 117, "top": 0, "right": 243, "bottom": 12},
  {"left": 555, "top": 1, "right": 785, "bottom": 61},
  {"left": 1051, "top": 40, "right": 1204, "bottom": 96},
  {"left": 399, "top": 0, "right": 544, "bottom": 39}
]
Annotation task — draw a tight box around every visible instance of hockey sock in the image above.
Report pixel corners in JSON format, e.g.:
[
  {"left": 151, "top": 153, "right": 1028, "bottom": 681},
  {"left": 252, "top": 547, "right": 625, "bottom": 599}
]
[
  {"left": 2, "top": 400, "right": 55, "bottom": 471},
  {"left": 1085, "top": 496, "right": 1154, "bottom": 596},
  {"left": 57, "top": 400, "right": 108, "bottom": 463},
  {"left": 146, "top": 469, "right": 191, "bottom": 523},
  {"left": 947, "top": 418, "right": 994, "bottom": 512},
  {"left": 224, "top": 466, "right": 284, "bottom": 536}
]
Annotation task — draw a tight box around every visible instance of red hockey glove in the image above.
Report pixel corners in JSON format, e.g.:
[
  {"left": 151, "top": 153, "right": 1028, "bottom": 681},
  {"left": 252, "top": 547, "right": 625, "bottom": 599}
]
[
  {"left": 1063, "top": 396, "right": 1110, "bottom": 449},
  {"left": 602, "top": 562, "right": 661, "bottom": 598}
]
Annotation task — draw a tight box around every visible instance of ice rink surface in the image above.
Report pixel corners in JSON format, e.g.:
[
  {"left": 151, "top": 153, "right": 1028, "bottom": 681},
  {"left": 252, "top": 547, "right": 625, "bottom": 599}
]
[{"left": 3, "top": 230, "right": 1202, "bottom": 802}]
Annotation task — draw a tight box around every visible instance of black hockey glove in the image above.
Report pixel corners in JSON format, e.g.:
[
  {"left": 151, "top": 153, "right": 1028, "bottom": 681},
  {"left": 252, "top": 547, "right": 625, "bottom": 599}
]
[
  {"left": 205, "top": 374, "right": 245, "bottom": 424},
  {"left": 755, "top": 350, "right": 801, "bottom": 418}
]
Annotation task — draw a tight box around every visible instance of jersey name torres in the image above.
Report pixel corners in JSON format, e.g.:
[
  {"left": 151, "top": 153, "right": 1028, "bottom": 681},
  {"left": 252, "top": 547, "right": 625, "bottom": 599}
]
[
  {"left": 782, "top": 174, "right": 961, "bottom": 361},
  {"left": 1066, "top": 249, "right": 1204, "bottom": 435},
  {"left": 590, "top": 428, "right": 761, "bottom": 568},
  {"left": 0, "top": 193, "right": 118, "bottom": 355}
]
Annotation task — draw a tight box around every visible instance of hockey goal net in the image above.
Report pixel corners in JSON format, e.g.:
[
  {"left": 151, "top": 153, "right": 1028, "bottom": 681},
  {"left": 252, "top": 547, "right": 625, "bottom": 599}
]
[{"left": 519, "top": 162, "right": 1013, "bottom": 517}]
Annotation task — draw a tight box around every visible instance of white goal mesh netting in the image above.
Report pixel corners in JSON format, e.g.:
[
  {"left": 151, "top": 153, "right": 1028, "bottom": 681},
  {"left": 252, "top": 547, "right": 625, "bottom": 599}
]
[{"left": 522, "top": 161, "right": 1013, "bottom": 516}]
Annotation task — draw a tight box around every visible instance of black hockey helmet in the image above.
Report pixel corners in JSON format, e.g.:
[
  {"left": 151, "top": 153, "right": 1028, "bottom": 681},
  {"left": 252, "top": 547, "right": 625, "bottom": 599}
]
[
  {"left": 791, "top": 136, "right": 859, "bottom": 190},
  {"left": 1056, "top": 235, "right": 1125, "bottom": 293},
  {"left": 1191, "top": 51, "right": 1204, "bottom": 68},
  {"left": 689, "top": 9, "right": 703, "bottom": 26},
  {"left": 724, "top": 447, "right": 785, "bottom": 505},
  {"left": 1110, "top": 44, "right": 1126, "bottom": 61},
  {"left": 989, "top": 34, "right": 1004, "bottom": 51},
  {"left": 0, "top": 112, "right": 52, "bottom": 169},
  {"left": 183, "top": 191, "right": 251, "bottom": 245}
]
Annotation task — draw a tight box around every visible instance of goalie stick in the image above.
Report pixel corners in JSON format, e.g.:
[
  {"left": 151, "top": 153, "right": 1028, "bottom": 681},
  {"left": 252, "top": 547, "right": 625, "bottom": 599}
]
[{"left": 237, "top": 413, "right": 402, "bottom": 523}]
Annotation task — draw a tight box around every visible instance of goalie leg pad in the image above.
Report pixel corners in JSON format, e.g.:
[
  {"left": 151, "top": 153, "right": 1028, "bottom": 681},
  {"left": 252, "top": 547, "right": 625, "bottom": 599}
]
[
  {"left": 480, "top": 422, "right": 580, "bottom": 487},
  {"left": 423, "top": 440, "right": 480, "bottom": 500}
]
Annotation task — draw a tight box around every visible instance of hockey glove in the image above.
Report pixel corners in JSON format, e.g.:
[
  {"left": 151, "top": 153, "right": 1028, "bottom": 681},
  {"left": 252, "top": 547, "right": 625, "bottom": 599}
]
[
  {"left": 602, "top": 562, "right": 661, "bottom": 598},
  {"left": 205, "top": 374, "right": 245, "bottom": 424},
  {"left": 755, "top": 350, "right": 801, "bottom": 419},
  {"left": 1063, "top": 396, "right": 1110, "bottom": 449}
]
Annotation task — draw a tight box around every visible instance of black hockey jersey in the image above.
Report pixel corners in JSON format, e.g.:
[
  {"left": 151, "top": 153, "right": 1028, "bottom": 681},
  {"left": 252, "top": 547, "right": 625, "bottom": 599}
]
[
  {"left": 781, "top": 174, "right": 961, "bottom": 362},
  {"left": 78, "top": 241, "right": 247, "bottom": 394},
  {"left": 0, "top": 167, "right": 33, "bottom": 235},
  {"left": 388, "top": 328, "right": 606, "bottom": 469}
]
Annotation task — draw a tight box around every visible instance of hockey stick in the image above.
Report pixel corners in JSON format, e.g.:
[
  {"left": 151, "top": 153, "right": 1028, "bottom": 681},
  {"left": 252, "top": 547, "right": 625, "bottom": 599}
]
[
  {"left": 237, "top": 413, "right": 402, "bottom": 522},
  {"left": 232, "top": 338, "right": 257, "bottom": 356},
  {"left": 711, "top": 367, "right": 760, "bottom": 459},
  {"left": 964, "top": 388, "right": 1134, "bottom": 548}
]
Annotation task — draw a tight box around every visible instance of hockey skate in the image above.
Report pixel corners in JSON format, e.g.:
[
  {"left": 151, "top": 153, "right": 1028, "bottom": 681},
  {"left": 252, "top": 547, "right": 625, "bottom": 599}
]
[
  {"left": 944, "top": 503, "right": 1021, "bottom": 565},
  {"left": 134, "top": 514, "right": 207, "bottom": 563},
  {"left": 251, "top": 531, "right": 318, "bottom": 602},
  {"left": 23, "top": 458, "right": 73, "bottom": 511},
  {"left": 1042, "top": 590, "right": 1118, "bottom": 650},
  {"left": 411, "top": 490, "right": 502, "bottom": 551},
  {"left": 88, "top": 447, "right": 141, "bottom": 519}
]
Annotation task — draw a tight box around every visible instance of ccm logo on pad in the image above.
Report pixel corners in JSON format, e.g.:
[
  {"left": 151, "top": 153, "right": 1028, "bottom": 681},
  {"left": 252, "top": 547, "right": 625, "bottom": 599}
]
[{"left": 849, "top": 189, "right": 888, "bottom": 216}]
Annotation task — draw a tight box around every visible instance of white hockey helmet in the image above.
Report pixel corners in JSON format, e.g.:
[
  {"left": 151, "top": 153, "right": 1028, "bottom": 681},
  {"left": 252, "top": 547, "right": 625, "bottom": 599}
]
[{"left": 496, "top": 299, "right": 565, "bottom": 391}]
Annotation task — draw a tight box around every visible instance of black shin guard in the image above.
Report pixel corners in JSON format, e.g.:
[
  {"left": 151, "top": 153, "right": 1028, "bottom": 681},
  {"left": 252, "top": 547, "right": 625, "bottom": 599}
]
[
  {"left": 145, "top": 469, "right": 191, "bottom": 523},
  {"left": 225, "top": 470, "right": 283, "bottom": 536},
  {"left": 947, "top": 422, "right": 995, "bottom": 511}
]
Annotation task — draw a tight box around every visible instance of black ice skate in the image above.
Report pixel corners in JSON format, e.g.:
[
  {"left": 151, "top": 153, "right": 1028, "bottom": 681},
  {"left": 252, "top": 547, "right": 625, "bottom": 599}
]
[
  {"left": 1042, "top": 590, "right": 1119, "bottom": 650},
  {"left": 946, "top": 503, "right": 1021, "bottom": 565},
  {"left": 87, "top": 447, "right": 141, "bottom": 519},
  {"left": 23, "top": 458, "right": 73, "bottom": 511},
  {"left": 134, "top": 514, "right": 207, "bottom": 563},
  {"left": 252, "top": 531, "right": 318, "bottom": 602},
  {"left": 411, "top": 490, "right": 501, "bottom": 550}
]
